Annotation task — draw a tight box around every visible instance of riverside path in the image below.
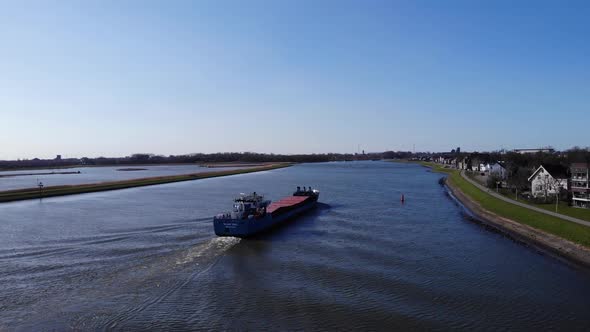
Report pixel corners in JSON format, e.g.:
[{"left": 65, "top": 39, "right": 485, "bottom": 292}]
[{"left": 459, "top": 170, "right": 590, "bottom": 228}]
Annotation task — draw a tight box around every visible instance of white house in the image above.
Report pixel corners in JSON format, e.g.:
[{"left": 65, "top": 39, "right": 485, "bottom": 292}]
[
  {"left": 528, "top": 165, "right": 569, "bottom": 198},
  {"left": 489, "top": 162, "right": 507, "bottom": 179}
]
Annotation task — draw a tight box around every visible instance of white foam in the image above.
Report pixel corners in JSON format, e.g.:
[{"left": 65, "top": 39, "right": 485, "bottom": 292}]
[{"left": 176, "top": 237, "right": 241, "bottom": 265}]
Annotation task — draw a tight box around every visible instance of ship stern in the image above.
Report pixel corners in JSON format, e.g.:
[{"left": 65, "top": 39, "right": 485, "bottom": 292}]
[{"left": 213, "top": 218, "right": 250, "bottom": 237}]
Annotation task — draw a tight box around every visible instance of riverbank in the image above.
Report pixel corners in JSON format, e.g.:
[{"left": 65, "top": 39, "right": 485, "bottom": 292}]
[
  {"left": 0, "top": 162, "right": 207, "bottom": 172},
  {"left": 416, "top": 162, "right": 590, "bottom": 267},
  {"left": 464, "top": 171, "right": 590, "bottom": 223},
  {"left": 0, "top": 163, "right": 292, "bottom": 203},
  {"left": 199, "top": 162, "right": 273, "bottom": 168}
]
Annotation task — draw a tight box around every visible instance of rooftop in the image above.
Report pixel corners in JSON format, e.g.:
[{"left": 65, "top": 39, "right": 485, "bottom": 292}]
[{"left": 542, "top": 164, "right": 569, "bottom": 178}]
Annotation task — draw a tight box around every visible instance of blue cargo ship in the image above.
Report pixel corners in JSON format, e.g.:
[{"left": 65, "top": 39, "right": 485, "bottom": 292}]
[{"left": 213, "top": 187, "right": 320, "bottom": 237}]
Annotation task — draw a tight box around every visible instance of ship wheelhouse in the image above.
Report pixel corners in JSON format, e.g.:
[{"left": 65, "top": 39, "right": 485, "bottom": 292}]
[{"left": 215, "top": 192, "right": 271, "bottom": 220}]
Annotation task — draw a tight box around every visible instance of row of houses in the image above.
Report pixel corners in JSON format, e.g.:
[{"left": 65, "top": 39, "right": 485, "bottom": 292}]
[
  {"left": 433, "top": 155, "right": 590, "bottom": 209},
  {"left": 437, "top": 156, "right": 507, "bottom": 177}
]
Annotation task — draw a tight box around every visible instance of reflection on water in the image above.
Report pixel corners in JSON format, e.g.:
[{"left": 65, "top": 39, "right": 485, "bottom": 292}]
[{"left": 0, "top": 162, "right": 589, "bottom": 330}]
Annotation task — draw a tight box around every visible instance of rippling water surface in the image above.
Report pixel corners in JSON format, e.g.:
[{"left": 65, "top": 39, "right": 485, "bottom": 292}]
[{"left": 1, "top": 161, "right": 589, "bottom": 330}]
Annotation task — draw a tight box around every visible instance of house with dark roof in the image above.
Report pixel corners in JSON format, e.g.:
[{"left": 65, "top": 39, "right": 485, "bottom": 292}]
[
  {"left": 489, "top": 162, "right": 507, "bottom": 179},
  {"left": 528, "top": 165, "right": 569, "bottom": 198}
]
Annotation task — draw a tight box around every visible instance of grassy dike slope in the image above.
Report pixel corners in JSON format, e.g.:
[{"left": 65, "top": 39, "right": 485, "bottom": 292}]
[
  {"left": 418, "top": 162, "right": 590, "bottom": 249},
  {"left": 498, "top": 191, "right": 590, "bottom": 223},
  {"left": 0, "top": 163, "right": 292, "bottom": 203}
]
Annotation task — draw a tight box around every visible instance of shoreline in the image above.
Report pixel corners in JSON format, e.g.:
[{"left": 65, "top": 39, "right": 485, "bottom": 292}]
[
  {"left": 0, "top": 162, "right": 223, "bottom": 172},
  {"left": 199, "top": 162, "right": 273, "bottom": 168},
  {"left": 413, "top": 162, "right": 590, "bottom": 268},
  {"left": 0, "top": 171, "right": 82, "bottom": 178},
  {"left": 444, "top": 175, "right": 590, "bottom": 267},
  {"left": 0, "top": 163, "right": 293, "bottom": 203}
]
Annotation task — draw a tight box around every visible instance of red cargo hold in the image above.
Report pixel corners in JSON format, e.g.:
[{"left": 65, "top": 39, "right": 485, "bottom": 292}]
[{"left": 267, "top": 195, "right": 310, "bottom": 216}]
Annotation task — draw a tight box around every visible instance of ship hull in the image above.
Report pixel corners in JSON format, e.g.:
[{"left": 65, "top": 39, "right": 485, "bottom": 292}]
[{"left": 213, "top": 197, "right": 317, "bottom": 237}]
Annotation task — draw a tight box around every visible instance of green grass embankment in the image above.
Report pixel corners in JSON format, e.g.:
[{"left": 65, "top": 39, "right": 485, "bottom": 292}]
[
  {"left": 416, "top": 161, "right": 456, "bottom": 174},
  {"left": 418, "top": 162, "right": 590, "bottom": 248},
  {"left": 497, "top": 191, "right": 590, "bottom": 223},
  {"left": 464, "top": 170, "right": 590, "bottom": 223},
  {"left": 529, "top": 202, "right": 590, "bottom": 223},
  {"left": 0, "top": 163, "right": 292, "bottom": 203}
]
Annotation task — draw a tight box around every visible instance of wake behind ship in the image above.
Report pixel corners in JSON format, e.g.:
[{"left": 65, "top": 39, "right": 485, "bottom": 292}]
[{"left": 213, "top": 187, "right": 320, "bottom": 237}]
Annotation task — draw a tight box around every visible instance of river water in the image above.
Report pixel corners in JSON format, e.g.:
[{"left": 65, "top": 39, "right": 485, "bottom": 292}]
[
  {"left": 0, "top": 165, "right": 251, "bottom": 191},
  {"left": 0, "top": 161, "right": 589, "bottom": 330}
]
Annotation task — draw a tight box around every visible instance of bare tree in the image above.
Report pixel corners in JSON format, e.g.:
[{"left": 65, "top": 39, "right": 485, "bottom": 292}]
[
  {"left": 507, "top": 166, "right": 531, "bottom": 200},
  {"left": 537, "top": 173, "right": 565, "bottom": 210}
]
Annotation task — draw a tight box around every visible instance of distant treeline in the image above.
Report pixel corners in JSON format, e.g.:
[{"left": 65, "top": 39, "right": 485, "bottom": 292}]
[
  {"left": 0, "top": 151, "right": 414, "bottom": 170},
  {"left": 3, "top": 148, "right": 588, "bottom": 171}
]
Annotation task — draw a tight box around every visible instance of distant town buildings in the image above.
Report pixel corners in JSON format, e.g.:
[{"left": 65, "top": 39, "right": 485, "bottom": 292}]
[{"left": 513, "top": 148, "right": 555, "bottom": 154}]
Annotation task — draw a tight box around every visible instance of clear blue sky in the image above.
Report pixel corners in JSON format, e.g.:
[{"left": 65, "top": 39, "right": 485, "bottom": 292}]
[{"left": 2, "top": 0, "right": 589, "bottom": 159}]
